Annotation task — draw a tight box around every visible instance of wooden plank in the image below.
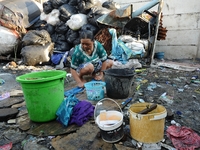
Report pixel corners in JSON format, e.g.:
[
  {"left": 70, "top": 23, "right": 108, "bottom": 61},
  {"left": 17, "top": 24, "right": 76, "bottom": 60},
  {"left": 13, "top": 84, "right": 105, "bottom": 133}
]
[
  {"left": 18, "top": 114, "right": 79, "bottom": 136},
  {"left": 10, "top": 90, "right": 24, "bottom": 97},
  {"left": 51, "top": 121, "right": 101, "bottom": 150}
]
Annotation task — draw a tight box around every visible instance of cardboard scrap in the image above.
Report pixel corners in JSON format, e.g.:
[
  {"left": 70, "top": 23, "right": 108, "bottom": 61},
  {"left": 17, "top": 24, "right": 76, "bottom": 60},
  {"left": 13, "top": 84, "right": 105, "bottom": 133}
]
[{"left": 10, "top": 90, "right": 23, "bottom": 97}]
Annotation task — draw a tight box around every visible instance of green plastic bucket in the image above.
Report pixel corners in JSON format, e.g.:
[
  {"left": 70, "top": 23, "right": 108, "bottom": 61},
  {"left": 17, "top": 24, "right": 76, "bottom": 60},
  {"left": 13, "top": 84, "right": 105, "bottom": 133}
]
[{"left": 16, "top": 70, "right": 66, "bottom": 122}]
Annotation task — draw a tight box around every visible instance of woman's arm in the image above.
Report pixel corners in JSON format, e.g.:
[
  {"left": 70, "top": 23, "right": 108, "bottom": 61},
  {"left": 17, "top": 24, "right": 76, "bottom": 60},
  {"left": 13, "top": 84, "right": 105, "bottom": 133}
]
[{"left": 70, "top": 68, "right": 85, "bottom": 88}]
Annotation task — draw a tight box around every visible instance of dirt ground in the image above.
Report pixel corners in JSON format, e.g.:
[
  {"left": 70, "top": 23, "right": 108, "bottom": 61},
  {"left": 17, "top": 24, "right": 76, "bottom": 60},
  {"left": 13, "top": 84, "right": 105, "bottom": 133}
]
[{"left": 0, "top": 59, "right": 200, "bottom": 150}]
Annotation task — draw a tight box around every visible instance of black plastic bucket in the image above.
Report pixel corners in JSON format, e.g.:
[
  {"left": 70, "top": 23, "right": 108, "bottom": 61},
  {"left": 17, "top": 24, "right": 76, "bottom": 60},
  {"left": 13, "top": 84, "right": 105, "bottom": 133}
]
[{"left": 104, "top": 68, "right": 134, "bottom": 99}]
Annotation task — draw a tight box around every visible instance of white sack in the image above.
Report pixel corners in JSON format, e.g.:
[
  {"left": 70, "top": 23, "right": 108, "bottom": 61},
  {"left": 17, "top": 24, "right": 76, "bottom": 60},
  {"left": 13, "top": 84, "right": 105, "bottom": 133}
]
[
  {"left": 118, "top": 35, "right": 137, "bottom": 43},
  {"left": 0, "top": 26, "right": 19, "bottom": 55},
  {"left": 40, "top": 9, "right": 60, "bottom": 26},
  {"left": 21, "top": 42, "right": 54, "bottom": 66},
  {"left": 66, "top": 14, "right": 87, "bottom": 30},
  {"left": 125, "top": 42, "right": 145, "bottom": 54}
]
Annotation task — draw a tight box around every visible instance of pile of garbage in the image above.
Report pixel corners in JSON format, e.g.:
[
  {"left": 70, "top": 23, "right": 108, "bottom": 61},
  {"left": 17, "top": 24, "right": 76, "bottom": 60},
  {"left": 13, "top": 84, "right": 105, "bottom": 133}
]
[
  {"left": 23, "top": 0, "right": 121, "bottom": 66},
  {"left": 1, "top": 0, "right": 166, "bottom": 68}
]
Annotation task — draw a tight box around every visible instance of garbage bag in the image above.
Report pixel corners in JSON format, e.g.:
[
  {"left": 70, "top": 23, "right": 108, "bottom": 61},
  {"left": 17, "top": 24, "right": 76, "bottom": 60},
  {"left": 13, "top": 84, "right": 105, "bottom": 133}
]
[
  {"left": 0, "top": 26, "right": 19, "bottom": 55},
  {"left": 49, "top": 0, "right": 68, "bottom": 9},
  {"left": 29, "top": 20, "right": 47, "bottom": 29},
  {"left": 47, "top": 9, "right": 60, "bottom": 26},
  {"left": 68, "top": 0, "right": 78, "bottom": 6},
  {"left": 40, "top": 23, "right": 55, "bottom": 35},
  {"left": 73, "top": 38, "right": 81, "bottom": 46},
  {"left": 87, "top": 6, "right": 111, "bottom": 26},
  {"left": 65, "top": 29, "right": 79, "bottom": 44},
  {"left": 51, "top": 33, "right": 66, "bottom": 42},
  {"left": 22, "top": 30, "right": 51, "bottom": 46},
  {"left": 59, "top": 4, "right": 78, "bottom": 22},
  {"left": 43, "top": 1, "right": 54, "bottom": 14},
  {"left": 30, "top": 20, "right": 55, "bottom": 35},
  {"left": 40, "top": 9, "right": 60, "bottom": 26},
  {"left": 54, "top": 40, "right": 72, "bottom": 52},
  {"left": 55, "top": 21, "right": 69, "bottom": 34},
  {"left": 88, "top": 6, "right": 111, "bottom": 16},
  {"left": 21, "top": 42, "right": 54, "bottom": 66},
  {"left": 56, "top": 95, "right": 79, "bottom": 126},
  {"left": 80, "top": 24, "right": 99, "bottom": 35},
  {"left": 102, "top": 1, "right": 120, "bottom": 10},
  {"left": 66, "top": 13, "right": 87, "bottom": 30},
  {"left": 77, "top": 0, "right": 90, "bottom": 14},
  {"left": 77, "top": 0, "right": 100, "bottom": 11}
]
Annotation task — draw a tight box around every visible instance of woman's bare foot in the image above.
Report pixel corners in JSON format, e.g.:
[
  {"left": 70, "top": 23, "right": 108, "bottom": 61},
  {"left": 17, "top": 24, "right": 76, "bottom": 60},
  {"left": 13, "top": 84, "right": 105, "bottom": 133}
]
[
  {"left": 94, "top": 72, "right": 103, "bottom": 81},
  {"left": 77, "top": 82, "right": 84, "bottom": 88},
  {"left": 77, "top": 77, "right": 87, "bottom": 88}
]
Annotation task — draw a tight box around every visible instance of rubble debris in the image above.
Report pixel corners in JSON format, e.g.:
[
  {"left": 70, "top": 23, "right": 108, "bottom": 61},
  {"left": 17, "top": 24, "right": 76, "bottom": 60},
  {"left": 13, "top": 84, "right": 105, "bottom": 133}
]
[
  {"left": 51, "top": 121, "right": 99, "bottom": 150},
  {"left": 155, "top": 61, "right": 199, "bottom": 71},
  {"left": 94, "top": 28, "right": 112, "bottom": 55},
  {"left": 0, "top": 108, "right": 18, "bottom": 122}
]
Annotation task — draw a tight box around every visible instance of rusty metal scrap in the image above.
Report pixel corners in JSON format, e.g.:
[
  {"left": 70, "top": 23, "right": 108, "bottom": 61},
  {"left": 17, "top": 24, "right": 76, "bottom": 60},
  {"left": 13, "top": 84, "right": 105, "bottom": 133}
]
[
  {"left": 94, "top": 28, "right": 112, "bottom": 55},
  {"left": 157, "top": 13, "right": 168, "bottom": 40}
]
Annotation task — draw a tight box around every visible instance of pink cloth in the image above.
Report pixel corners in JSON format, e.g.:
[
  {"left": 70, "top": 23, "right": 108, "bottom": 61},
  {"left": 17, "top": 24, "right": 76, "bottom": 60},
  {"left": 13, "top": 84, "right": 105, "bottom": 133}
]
[
  {"left": 166, "top": 125, "right": 200, "bottom": 150},
  {"left": 0, "top": 142, "right": 12, "bottom": 150}
]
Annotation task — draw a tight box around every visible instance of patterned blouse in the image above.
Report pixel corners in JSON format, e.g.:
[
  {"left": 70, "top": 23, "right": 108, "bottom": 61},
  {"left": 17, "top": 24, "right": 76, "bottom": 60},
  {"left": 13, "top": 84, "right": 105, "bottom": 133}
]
[{"left": 70, "top": 40, "right": 107, "bottom": 70}]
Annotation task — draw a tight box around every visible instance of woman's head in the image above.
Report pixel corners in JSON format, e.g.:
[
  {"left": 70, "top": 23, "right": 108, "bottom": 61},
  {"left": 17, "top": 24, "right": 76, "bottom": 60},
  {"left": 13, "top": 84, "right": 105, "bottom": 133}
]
[
  {"left": 80, "top": 30, "right": 94, "bottom": 52},
  {"left": 80, "top": 30, "right": 94, "bottom": 41}
]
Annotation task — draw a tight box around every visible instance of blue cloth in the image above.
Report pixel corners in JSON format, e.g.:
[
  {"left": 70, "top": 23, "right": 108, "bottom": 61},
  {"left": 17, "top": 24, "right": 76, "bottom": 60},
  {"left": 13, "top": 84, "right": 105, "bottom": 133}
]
[
  {"left": 51, "top": 53, "right": 67, "bottom": 65},
  {"left": 69, "top": 100, "right": 94, "bottom": 126},
  {"left": 64, "top": 87, "right": 85, "bottom": 97},
  {"left": 51, "top": 53, "right": 63, "bottom": 65},
  {"left": 109, "top": 28, "right": 133, "bottom": 64},
  {"left": 56, "top": 95, "right": 79, "bottom": 126}
]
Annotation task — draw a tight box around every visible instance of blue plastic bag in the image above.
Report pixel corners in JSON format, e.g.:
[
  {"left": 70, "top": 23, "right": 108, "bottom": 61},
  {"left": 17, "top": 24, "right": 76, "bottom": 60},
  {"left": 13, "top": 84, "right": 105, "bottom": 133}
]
[
  {"left": 56, "top": 95, "right": 79, "bottom": 126},
  {"left": 64, "top": 87, "right": 85, "bottom": 97},
  {"left": 109, "top": 28, "right": 133, "bottom": 64}
]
